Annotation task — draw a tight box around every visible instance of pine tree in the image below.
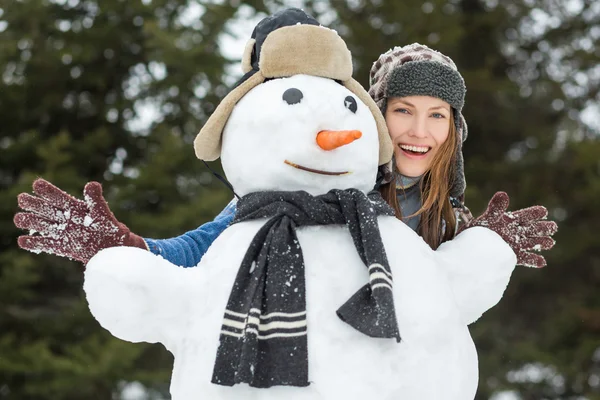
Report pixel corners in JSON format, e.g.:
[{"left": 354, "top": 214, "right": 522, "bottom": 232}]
[
  {"left": 306, "top": 0, "right": 599, "bottom": 398},
  {"left": 0, "top": 0, "right": 254, "bottom": 398},
  {"left": 2, "top": 0, "right": 599, "bottom": 398}
]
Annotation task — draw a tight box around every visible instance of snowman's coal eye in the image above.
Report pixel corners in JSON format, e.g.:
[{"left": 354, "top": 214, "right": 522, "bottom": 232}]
[
  {"left": 344, "top": 96, "right": 357, "bottom": 113},
  {"left": 282, "top": 88, "right": 303, "bottom": 105}
]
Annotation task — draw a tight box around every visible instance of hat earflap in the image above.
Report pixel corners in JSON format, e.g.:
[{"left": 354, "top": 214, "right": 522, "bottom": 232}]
[
  {"left": 342, "top": 78, "right": 393, "bottom": 166},
  {"left": 241, "top": 39, "right": 256, "bottom": 74},
  {"left": 452, "top": 147, "right": 466, "bottom": 199}
]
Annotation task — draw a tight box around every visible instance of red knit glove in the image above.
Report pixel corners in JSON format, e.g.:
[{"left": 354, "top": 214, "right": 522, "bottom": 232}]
[
  {"left": 459, "top": 192, "right": 558, "bottom": 268},
  {"left": 14, "top": 178, "right": 147, "bottom": 264}
]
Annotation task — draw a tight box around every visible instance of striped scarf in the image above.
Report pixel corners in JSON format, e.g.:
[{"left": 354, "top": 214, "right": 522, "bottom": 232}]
[{"left": 211, "top": 189, "right": 401, "bottom": 388}]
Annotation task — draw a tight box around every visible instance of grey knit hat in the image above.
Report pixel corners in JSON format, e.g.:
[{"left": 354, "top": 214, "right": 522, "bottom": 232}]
[{"left": 369, "top": 43, "right": 468, "bottom": 199}]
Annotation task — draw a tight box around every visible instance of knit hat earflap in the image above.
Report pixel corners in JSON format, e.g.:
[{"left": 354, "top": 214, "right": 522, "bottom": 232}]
[{"left": 369, "top": 43, "right": 468, "bottom": 199}]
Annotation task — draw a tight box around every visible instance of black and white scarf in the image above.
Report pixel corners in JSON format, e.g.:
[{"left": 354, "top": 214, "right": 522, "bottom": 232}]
[{"left": 211, "top": 189, "right": 401, "bottom": 388}]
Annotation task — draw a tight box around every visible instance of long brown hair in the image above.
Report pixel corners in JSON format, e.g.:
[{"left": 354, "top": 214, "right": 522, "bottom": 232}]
[{"left": 379, "top": 113, "right": 458, "bottom": 250}]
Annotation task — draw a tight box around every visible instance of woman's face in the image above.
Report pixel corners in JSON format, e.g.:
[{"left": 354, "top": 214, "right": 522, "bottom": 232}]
[{"left": 385, "top": 96, "right": 452, "bottom": 177}]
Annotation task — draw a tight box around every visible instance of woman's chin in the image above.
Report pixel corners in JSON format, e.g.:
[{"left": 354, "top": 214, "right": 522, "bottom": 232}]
[
  {"left": 395, "top": 163, "right": 427, "bottom": 178},
  {"left": 394, "top": 151, "right": 430, "bottom": 177}
]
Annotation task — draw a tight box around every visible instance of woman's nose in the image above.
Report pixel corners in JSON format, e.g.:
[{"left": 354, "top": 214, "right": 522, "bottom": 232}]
[{"left": 408, "top": 117, "right": 428, "bottom": 138}]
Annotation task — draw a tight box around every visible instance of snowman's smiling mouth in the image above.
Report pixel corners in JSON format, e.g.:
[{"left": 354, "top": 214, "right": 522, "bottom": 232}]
[{"left": 284, "top": 160, "right": 350, "bottom": 176}]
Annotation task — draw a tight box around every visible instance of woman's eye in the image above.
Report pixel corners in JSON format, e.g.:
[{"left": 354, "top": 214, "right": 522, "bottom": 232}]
[
  {"left": 395, "top": 108, "right": 410, "bottom": 114},
  {"left": 282, "top": 88, "right": 303, "bottom": 105},
  {"left": 431, "top": 113, "right": 445, "bottom": 119},
  {"left": 344, "top": 96, "right": 357, "bottom": 113}
]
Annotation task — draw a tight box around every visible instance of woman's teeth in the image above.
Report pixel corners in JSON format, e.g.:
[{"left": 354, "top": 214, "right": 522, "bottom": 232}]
[{"left": 400, "top": 144, "right": 430, "bottom": 154}]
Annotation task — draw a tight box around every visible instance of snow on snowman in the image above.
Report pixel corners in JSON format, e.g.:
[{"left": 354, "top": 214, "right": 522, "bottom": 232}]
[{"left": 84, "top": 9, "right": 529, "bottom": 400}]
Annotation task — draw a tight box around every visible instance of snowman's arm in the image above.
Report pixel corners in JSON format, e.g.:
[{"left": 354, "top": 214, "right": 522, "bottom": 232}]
[
  {"left": 436, "top": 227, "right": 517, "bottom": 325},
  {"left": 84, "top": 246, "right": 194, "bottom": 349}
]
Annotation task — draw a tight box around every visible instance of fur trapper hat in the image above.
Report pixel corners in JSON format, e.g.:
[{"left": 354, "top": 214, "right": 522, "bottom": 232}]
[{"left": 194, "top": 8, "right": 393, "bottom": 166}]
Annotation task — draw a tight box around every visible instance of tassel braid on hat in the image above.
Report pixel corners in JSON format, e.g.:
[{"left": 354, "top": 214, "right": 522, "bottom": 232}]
[{"left": 369, "top": 43, "right": 468, "bottom": 199}]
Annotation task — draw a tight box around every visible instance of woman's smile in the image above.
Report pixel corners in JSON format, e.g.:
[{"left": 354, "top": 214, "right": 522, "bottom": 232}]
[{"left": 398, "top": 143, "right": 432, "bottom": 159}]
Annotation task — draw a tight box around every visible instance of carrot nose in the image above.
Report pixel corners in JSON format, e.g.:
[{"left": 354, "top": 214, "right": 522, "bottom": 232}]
[{"left": 316, "top": 130, "right": 362, "bottom": 151}]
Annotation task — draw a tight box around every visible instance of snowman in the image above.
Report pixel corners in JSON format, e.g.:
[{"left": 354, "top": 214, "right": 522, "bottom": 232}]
[{"left": 83, "top": 9, "right": 516, "bottom": 400}]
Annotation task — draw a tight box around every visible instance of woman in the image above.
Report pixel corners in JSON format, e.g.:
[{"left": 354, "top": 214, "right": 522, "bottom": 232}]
[
  {"left": 14, "top": 43, "right": 555, "bottom": 268},
  {"left": 369, "top": 43, "right": 556, "bottom": 265},
  {"left": 370, "top": 43, "right": 471, "bottom": 250}
]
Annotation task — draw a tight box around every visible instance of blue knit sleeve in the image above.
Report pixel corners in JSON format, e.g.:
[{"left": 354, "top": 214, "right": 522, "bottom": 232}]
[{"left": 144, "top": 199, "right": 236, "bottom": 268}]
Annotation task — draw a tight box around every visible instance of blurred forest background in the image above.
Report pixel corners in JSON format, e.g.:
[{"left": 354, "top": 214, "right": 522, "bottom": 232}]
[{"left": 0, "top": 0, "right": 599, "bottom": 399}]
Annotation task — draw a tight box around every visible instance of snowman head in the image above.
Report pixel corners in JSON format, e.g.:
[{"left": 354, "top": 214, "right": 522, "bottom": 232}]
[
  {"left": 193, "top": 8, "right": 393, "bottom": 195},
  {"left": 221, "top": 74, "right": 380, "bottom": 195}
]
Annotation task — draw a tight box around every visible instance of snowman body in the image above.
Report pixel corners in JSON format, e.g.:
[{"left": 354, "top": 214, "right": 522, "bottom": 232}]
[{"left": 84, "top": 75, "right": 516, "bottom": 399}]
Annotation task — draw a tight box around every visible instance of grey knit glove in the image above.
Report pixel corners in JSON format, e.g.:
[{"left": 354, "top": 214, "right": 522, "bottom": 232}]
[{"left": 459, "top": 192, "right": 558, "bottom": 268}]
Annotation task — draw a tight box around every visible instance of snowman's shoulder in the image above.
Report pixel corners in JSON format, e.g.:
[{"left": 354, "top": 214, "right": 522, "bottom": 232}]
[
  {"left": 377, "top": 215, "right": 414, "bottom": 234},
  {"left": 199, "top": 219, "right": 268, "bottom": 267},
  {"left": 212, "top": 219, "right": 267, "bottom": 246},
  {"left": 377, "top": 215, "right": 432, "bottom": 253}
]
